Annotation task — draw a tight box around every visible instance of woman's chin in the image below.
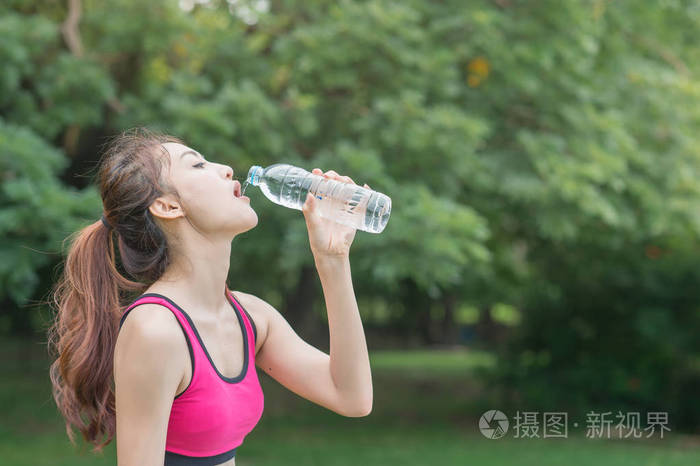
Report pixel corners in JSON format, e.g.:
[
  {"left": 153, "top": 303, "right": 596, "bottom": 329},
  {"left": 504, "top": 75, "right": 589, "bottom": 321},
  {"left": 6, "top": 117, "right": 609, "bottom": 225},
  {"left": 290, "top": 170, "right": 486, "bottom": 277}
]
[
  {"left": 241, "top": 211, "right": 259, "bottom": 230},
  {"left": 225, "top": 212, "right": 257, "bottom": 236},
  {"left": 248, "top": 215, "right": 259, "bottom": 229}
]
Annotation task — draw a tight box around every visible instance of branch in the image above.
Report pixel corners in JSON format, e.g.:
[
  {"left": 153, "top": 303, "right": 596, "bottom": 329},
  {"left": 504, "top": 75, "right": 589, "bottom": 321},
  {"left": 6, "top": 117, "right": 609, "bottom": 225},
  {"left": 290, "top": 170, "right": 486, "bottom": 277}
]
[
  {"left": 61, "top": 0, "right": 126, "bottom": 116},
  {"left": 61, "top": 0, "right": 83, "bottom": 57}
]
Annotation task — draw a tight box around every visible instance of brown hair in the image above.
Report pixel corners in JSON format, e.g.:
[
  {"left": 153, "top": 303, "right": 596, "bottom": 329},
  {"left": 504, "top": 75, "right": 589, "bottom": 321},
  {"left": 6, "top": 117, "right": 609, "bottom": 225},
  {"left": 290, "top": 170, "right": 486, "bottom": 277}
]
[{"left": 46, "top": 127, "right": 187, "bottom": 453}]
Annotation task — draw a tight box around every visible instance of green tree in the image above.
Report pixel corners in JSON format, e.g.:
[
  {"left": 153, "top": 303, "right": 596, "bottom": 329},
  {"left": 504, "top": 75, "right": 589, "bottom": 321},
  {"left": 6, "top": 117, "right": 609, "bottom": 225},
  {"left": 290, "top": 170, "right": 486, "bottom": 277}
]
[{"left": 1, "top": 0, "right": 700, "bottom": 429}]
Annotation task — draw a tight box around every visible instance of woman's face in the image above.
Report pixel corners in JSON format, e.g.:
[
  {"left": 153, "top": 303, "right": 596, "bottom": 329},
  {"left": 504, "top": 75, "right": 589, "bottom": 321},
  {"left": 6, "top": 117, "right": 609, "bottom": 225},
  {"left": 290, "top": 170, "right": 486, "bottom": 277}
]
[{"left": 158, "top": 142, "right": 258, "bottom": 235}]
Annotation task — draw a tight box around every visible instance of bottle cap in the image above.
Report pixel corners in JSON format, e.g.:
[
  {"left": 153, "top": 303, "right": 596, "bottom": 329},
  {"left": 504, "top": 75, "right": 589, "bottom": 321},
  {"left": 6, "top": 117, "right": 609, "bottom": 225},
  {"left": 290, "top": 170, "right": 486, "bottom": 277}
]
[{"left": 247, "top": 165, "right": 263, "bottom": 186}]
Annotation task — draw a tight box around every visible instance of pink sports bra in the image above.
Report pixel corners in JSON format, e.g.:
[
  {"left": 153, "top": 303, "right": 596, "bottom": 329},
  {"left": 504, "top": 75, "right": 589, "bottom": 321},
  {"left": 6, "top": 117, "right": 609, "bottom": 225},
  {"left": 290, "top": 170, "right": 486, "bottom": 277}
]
[{"left": 118, "top": 288, "right": 265, "bottom": 465}]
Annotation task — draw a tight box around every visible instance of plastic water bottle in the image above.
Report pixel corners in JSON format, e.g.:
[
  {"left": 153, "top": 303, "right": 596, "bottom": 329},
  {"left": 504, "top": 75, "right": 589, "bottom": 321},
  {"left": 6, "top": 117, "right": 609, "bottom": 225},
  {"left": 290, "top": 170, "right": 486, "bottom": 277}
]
[{"left": 244, "top": 164, "right": 391, "bottom": 234}]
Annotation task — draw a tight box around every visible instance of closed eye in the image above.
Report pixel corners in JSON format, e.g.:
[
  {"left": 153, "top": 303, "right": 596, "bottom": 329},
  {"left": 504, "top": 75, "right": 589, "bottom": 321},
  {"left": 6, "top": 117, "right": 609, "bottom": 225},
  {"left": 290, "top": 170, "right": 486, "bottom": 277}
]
[{"left": 194, "top": 162, "right": 206, "bottom": 168}]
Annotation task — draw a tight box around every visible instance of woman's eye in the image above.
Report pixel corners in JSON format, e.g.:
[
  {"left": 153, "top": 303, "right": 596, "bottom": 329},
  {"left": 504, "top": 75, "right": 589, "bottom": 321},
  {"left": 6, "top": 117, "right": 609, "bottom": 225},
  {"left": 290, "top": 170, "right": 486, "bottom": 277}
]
[{"left": 194, "top": 162, "right": 206, "bottom": 168}]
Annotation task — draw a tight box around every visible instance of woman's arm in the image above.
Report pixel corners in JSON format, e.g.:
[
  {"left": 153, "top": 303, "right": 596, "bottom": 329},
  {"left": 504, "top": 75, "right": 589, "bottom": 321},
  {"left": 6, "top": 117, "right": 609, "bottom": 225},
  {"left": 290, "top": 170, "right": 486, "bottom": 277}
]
[
  {"left": 315, "top": 254, "right": 373, "bottom": 415},
  {"left": 241, "top": 167, "right": 373, "bottom": 417},
  {"left": 239, "top": 264, "right": 373, "bottom": 417},
  {"left": 114, "top": 305, "right": 184, "bottom": 466}
]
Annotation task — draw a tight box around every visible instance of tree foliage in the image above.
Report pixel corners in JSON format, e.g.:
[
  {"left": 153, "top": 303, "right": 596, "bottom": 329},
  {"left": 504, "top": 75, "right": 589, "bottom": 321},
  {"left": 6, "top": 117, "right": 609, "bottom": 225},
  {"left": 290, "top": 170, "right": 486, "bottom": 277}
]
[{"left": 1, "top": 0, "right": 699, "bottom": 428}]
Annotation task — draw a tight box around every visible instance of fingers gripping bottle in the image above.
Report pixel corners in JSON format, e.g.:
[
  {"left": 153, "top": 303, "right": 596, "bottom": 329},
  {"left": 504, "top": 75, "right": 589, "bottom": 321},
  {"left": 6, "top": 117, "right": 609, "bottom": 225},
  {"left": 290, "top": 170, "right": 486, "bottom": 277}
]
[{"left": 245, "top": 164, "right": 391, "bottom": 234}]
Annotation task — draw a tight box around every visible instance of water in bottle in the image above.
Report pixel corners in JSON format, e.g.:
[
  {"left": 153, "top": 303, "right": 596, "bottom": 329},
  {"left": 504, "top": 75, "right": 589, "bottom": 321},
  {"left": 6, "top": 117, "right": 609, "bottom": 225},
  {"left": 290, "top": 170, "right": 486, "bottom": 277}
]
[{"left": 243, "top": 164, "right": 391, "bottom": 234}]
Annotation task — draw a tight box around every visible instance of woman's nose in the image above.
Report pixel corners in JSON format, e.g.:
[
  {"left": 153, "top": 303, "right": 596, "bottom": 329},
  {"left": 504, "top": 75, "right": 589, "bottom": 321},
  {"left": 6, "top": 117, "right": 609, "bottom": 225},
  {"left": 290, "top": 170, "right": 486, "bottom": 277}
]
[{"left": 223, "top": 165, "right": 233, "bottom": 179}]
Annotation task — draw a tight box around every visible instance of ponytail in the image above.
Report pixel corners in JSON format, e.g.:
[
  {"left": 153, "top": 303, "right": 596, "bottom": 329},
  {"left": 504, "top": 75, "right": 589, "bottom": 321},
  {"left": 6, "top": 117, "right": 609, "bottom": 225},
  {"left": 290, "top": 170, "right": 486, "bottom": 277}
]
[{"left": 47, "top": 219, "right": 142, "bottom": 452}]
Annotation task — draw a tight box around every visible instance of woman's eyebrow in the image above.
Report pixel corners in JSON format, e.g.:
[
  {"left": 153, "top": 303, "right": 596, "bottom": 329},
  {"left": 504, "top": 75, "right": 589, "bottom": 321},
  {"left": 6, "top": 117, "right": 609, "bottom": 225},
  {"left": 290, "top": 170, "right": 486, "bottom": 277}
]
[{"left": 179, "top": 150, "right": 203, "bottom": 160}]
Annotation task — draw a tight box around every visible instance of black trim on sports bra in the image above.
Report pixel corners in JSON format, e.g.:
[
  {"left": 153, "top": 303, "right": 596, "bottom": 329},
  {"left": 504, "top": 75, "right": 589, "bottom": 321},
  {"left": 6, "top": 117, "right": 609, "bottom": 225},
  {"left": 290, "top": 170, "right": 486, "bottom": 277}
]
[
  {"left": 164, "top": 446, "right": 237, "bottom": 465},
  {"left": 118, "top": 299, "right": 195, "bottom": 400},
  {"left": 133, "top": 292, "right": 250, "bottom": 384},
  {"left": 229, "top": 292, "right": 257, "bottom": 346}
]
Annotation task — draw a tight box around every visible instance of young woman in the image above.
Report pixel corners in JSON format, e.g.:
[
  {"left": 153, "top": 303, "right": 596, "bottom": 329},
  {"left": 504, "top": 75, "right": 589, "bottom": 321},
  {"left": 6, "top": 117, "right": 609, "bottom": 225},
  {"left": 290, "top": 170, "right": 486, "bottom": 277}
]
[{"left": 47, "top": 128, "right": 373, "bottom": 466}]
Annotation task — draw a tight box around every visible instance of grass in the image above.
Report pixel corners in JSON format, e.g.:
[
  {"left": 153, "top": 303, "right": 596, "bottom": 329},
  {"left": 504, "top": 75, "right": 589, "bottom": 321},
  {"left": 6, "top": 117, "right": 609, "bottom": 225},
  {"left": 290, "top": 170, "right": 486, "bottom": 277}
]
[
  {"left": 369, "top": 347, "right": 497, "bottom": 373},
  {"left": 1, "top": 337, "right": 699, "bottom": 465}
]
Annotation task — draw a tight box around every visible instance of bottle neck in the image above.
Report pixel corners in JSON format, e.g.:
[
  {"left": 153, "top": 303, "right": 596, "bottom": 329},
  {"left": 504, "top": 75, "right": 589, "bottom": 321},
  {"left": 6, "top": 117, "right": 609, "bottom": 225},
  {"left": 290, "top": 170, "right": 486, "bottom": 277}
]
[{"left": 247, "top": 165, "right": 263, "bottom": 186}]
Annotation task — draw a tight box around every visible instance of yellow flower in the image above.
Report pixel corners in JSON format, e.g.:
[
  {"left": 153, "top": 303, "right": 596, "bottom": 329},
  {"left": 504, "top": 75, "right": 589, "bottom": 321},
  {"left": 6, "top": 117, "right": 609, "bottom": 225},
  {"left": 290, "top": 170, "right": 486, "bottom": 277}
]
[
  {"left": 468, "top": 56, "right": 490, "bottom": 78},
  {"left": 467, "top": 56, "right": 490, "bottom": 87}
]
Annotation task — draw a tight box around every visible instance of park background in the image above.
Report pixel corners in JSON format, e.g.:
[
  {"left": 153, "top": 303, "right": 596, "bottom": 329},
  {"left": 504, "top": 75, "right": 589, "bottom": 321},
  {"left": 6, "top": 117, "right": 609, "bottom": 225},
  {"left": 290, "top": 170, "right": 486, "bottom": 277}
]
[{"left": 1, "top": 0, "right": 700, "bottom": 464}]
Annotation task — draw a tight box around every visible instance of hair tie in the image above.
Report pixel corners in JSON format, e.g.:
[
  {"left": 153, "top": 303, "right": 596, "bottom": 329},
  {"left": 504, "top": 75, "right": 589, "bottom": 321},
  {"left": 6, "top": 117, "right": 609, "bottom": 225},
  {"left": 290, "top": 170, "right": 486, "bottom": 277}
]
[{"left": 101, "top": 213, "right": 113, "bottom": 230}]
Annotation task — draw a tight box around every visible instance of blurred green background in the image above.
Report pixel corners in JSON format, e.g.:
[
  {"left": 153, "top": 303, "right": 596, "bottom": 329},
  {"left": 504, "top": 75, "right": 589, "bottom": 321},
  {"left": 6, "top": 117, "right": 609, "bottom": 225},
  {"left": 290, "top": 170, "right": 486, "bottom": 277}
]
[{"left": 1, "top": 0, "right": 700, "bottom": 464}]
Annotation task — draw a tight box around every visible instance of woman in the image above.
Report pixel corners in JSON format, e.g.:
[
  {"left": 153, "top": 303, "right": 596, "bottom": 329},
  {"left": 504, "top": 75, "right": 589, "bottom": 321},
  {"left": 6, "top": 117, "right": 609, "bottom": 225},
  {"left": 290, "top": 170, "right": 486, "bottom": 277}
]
[{"left": 47, "top": 127, "right": 373, "bottom": 465}]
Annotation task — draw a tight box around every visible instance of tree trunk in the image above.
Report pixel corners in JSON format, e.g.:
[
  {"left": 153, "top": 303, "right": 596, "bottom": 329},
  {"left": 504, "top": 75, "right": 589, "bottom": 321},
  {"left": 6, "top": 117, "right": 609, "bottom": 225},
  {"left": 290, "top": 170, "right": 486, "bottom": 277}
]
[
  {"left": 476, "top": 306, "right": 497, "bottom": 347},
  {"left": 399, "top": 278, "right": 435, "bottom": 346},
  {"left": 440, "top": 292, "right": 459, "bottom": 346},
  {"left": 281, "top": 264, "right": 320, "bottom": 342}
]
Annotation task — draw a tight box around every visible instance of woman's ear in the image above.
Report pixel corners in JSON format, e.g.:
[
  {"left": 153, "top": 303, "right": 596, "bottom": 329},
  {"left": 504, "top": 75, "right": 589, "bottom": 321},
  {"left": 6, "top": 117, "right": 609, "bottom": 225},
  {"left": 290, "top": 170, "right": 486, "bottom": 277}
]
[{"left": 149, "top": 195, "right": 186, "bottom": 222}]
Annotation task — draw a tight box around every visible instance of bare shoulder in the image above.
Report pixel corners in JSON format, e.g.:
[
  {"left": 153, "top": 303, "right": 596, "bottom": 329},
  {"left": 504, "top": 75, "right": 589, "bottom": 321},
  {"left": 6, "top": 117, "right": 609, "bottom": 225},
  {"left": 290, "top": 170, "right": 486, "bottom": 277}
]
[
  {"left": 114, "top": 303, "right": 187, "bottom": 375},
  {"left": 117, "top": 303, "right": 184, "bottom": 342},
  {"left": 231, "top": 290, "right": 271, "bottom": 353}
]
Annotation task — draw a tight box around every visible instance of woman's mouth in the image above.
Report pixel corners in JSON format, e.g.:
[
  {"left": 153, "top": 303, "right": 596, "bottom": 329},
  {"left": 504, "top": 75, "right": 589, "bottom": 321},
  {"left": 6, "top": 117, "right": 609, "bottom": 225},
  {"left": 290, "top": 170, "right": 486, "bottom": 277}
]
[{"left": 233, "top": 180, "right": 249, "bottom": 201}]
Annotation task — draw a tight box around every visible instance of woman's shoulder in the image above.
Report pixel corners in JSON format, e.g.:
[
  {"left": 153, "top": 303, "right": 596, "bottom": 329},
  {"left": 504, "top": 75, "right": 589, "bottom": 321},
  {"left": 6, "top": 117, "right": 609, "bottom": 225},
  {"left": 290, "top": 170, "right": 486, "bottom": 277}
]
[
  {"left": 117, "top": 303, "right": 186, "bottom": 352},
  {"left": 114, "top": 303, "right": 188, "bottom": 383},
  {"left": 113, "top": 303, "right": 188, "bottom": 435}
]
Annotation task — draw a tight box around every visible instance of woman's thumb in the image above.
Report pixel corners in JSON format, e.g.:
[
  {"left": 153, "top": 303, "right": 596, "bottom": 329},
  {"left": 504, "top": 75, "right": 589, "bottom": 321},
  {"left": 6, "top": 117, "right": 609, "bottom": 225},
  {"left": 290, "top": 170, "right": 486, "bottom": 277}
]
[{"left": 302, "top": 192, "right": 315, "bottom": 217}]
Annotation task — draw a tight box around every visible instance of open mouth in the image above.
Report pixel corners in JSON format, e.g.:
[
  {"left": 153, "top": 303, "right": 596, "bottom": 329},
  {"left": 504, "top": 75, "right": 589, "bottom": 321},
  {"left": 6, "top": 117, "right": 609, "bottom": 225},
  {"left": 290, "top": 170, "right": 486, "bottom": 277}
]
[{"left": 233, "top": 181, "right": 241, "bottom": 197}]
